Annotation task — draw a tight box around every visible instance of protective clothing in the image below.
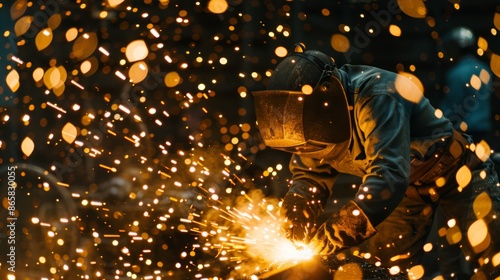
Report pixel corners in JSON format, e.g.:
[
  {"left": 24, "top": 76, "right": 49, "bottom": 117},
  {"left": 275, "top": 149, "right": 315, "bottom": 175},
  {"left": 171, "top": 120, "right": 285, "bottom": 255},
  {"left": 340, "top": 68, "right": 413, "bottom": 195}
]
[
  {"left": 284, "top": 62, "right": 481, "bottom": 253},
  {"left": 253, "top": 45, "right": 500, "bottom": 277},
  {"left": 310, "top": 200, "right": 376, "bottom": 256},
  {"left": 281, "top": 192, "right": 318, "bottom": 241}
]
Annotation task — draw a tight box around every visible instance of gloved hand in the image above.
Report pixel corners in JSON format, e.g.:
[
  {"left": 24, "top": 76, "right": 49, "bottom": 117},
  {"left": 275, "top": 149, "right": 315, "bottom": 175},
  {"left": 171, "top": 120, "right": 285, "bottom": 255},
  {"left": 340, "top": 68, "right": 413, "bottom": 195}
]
[
  {"left": 309, "top": 200, "right": 377, "bottom": 256},
  {"left": 281, "top": 192, "right": 318, "bottom": 242}
]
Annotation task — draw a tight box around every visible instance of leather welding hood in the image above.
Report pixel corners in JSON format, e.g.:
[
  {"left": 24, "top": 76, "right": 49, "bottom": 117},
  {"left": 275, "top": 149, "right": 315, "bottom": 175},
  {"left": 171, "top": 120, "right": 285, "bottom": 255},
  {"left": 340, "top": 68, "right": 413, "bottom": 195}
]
[{"left": 252, "top": 46, "right": 351, "bottom": 153}]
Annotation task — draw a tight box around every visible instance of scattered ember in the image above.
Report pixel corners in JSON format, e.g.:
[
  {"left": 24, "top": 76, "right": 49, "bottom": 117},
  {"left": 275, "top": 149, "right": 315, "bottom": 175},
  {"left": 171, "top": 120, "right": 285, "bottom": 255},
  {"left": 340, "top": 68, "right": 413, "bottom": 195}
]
[{"left": 0, "top": 1, "right": 499, "bottom": 280}]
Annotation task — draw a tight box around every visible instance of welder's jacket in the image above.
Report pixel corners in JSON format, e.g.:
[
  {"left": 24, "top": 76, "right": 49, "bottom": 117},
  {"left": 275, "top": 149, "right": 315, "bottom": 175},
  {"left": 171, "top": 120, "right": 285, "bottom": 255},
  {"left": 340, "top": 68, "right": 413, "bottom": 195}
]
[{"left": 288, "top": 64, "right": 461, "bottom": 230}]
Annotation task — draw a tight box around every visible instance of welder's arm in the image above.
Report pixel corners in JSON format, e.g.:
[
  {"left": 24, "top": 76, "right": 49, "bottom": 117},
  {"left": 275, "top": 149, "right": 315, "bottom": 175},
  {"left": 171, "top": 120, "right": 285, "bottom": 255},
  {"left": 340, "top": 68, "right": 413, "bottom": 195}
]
[
  {"left": 282, "top": 155, "right": 339, "bottom": 241},
  {"left": 311, "top": 94, "right": 412, "bottom": 255},
  {"left": 310, "top": 200, "right": 377, "bottom": 255}
]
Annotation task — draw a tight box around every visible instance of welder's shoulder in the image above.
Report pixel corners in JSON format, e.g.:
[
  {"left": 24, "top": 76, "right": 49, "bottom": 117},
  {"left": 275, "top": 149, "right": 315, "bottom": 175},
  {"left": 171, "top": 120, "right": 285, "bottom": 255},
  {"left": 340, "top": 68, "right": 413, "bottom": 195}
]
[
  {"left": 341, "top": 65, "right": 401, "bottom": 102},
  {"left": 340, "top": 64, "right": 393, "bottom": 80}
]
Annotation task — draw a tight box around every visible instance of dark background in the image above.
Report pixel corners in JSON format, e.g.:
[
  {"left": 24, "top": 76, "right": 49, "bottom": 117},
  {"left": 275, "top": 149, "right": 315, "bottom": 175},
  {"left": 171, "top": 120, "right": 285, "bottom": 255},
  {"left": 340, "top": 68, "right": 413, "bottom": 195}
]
[{"left": 1, "top": 0, "right": 500, "bottom": 279}]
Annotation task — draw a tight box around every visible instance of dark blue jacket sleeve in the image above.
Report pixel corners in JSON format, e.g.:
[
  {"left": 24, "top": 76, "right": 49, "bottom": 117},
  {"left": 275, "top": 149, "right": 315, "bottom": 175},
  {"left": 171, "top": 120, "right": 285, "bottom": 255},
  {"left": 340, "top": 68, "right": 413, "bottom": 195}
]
[
  {"left": 288, "top": 155, "right": 339, "bottom": 214},
  {"left": 353, "top": 93, "right": 411, "bottom": 225}
]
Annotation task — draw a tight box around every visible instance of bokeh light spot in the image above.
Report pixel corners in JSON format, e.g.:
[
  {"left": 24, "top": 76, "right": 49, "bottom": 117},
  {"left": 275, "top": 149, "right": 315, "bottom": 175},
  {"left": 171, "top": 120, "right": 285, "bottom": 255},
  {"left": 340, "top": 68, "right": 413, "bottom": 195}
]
[
  {"left": 389, "top": 266, "right": 401, "bottom": 275},
  {"left": 492, "top": 252, "right": 500, "bottom": 267},
  {"left": 275, "top": 46, "right": 288, "bottom": 58},
  {"left": 14, "top": 15, "right": 32, "bottom": 36},
  {"left": 125, "top": 40, "right": 149, "bottom": 63},
  {"left": 61, "top": 122, "right": 78, "bottom": 144},
  {"left": 43, "top": 66, "right": 59, "bottom": 90},
  {"left": 10, "top": 0, "right": 28, "bottom": 20},
  {"left": 32, "top": 67, "right": 44, "bottom": 82},
  {"left": 331, "top": 34, "right": 350, "bottom": 53},
  {"left": 491, "top": 53, "right": 500, "bottom": 78},
  {"left": 473, "top": 192, "right": 492, "bottom": 219},
  {"left": 207, "top": 0, "right": 228, "bottom": 14},
  {"left": 47, "top": 14, "right": 62, "bottom": 30},
  {"left": 21, "top": 136, "right": 35, "bottom": 157},
  {"left": 475, "top": 140, "right": 491, "bottom": 162},
  {"left": 455, "top": 165, "right": 472, "bottom": 188},
  {"left": 6, "top": 69, "right": 20, "bottom": 92},
  {"left": 65, "top": 27, "right": 79, "bottom": 42},
  {"left": 494, "top": 12, "right": 500, "bottom": 30},
  {"left": 395, "top": 73, "right": 424, "bottom": 103},
  {"left": 80, "top": 56, "right": 99, "bottom": 76},
  {"left": 423, "top": 243, "right": 433, "bottom": 252},
  {"left": 470, "top": 74, "right": 482, "bottom": 90},
  {"left": 435, "top": 177, "right": 446, "bottom": 187},
  {"left": 397, "top": 0, "right": 427, "bottom": 18},
  {"left": 467, "top": 219, "right": 490, "bottom": 253},
  {"left": 434, "top": 108, "right": 444, "bottom": 119},
  {"left": 164, "top": 71, "right": 181, "bottom": 87},
  {"left": 35, "top": 28, "right": 53, "bottom": 51},
  {"left": 389, "top": 25, "right": 402, "bottom": 37},
  {"left": 107, "top": 0, "right": 125, "bottom": 8},
  {"left": 72, "top": 32, "right": 98, "bottom": 61},
  {"left": 446, "top": 226, "right": 462, "bottom": 245},
  {"left": 80, "top": 60, "right": 92, "bottom": 75},
  {"left": 479, "top": 68, "right": 491, "bottom": 84},
  {"left": 408, "top": 265, "right": 425, "bottom": 280},
  {"left": 478, "top": 37, "right": 488, "bottom": 51},
  {"left": 128, "top": 61, "right": 149, "bottom": 83}
]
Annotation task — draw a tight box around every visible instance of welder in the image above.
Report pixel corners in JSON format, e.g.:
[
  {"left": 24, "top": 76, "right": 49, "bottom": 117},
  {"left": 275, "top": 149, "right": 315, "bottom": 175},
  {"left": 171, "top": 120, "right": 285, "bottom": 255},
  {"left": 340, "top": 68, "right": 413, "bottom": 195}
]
[{"left": 252, "top": 44, "right": 500, "bottom": 279}]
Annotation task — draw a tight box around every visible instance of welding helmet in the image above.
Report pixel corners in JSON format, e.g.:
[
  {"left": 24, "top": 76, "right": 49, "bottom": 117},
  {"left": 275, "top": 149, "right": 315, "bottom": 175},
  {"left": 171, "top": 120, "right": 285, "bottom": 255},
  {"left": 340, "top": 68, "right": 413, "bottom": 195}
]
[
  {"left": 252, "top": 44, "right": 351, "bottom": 155},
  {"left": 438, "top": 26, "right": 476, "bottom": 63}
]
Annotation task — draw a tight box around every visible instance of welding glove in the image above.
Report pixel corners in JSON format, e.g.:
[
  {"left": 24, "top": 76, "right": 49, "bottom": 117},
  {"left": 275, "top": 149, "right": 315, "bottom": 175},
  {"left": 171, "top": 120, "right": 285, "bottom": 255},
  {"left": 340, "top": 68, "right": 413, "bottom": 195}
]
[
  {"left": 281, "top": 192, "right": 319, "bottom": 242},
  {"left": 310, "top": 200, "right": 377, "bottom": 256}
]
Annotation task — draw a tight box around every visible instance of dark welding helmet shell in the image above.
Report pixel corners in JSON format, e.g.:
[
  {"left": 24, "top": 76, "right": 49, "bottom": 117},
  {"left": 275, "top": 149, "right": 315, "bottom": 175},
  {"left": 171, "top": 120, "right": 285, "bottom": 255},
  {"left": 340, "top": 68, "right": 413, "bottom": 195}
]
[{"left": 252, "top": 49, "right": 351, "bottom": 151}]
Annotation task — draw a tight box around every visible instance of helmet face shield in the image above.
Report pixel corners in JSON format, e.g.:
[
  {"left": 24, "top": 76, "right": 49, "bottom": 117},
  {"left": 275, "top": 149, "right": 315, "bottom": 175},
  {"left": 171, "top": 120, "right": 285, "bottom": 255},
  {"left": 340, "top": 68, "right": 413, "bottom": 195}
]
[
  {"left": 252, "top": 90, "right": 307, "bottom": 148},
  {"left": 252, "top": 75, "right": 351, "bottom": 152}
]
